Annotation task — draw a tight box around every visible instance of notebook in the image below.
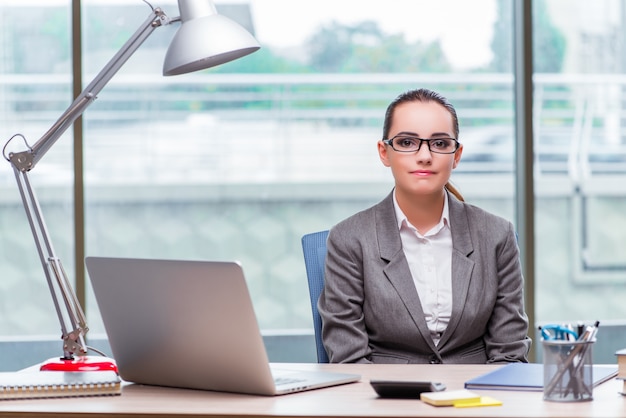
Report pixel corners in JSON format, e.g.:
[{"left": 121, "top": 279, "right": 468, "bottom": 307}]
[
  {"left": 85, "top": 256, "right": 360, "bottom": 396},
  {"left": 464, "top": 362, "right": 618, "bottom": 391},
  {"left": 0, "top": 371, "right": 120, "bottom": 400}
]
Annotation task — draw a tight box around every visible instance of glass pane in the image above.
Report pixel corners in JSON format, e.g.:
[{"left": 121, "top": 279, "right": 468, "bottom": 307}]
[
  {"left": 82, "top": 0, "right": 515, "bottom": 334},
  {"left": 0, "top": 1, "right": 74, "bottom": 338},
  {"left": 535, "top": 0, "right": 626, "bottom": 321}
]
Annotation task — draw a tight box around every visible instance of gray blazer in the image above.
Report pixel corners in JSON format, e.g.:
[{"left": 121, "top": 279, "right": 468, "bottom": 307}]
[{"left": 318, "top": 191, "right": 531, "bottom": 364}]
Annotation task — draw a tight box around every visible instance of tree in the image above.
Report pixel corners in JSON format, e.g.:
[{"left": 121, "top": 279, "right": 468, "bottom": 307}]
[
  {"left": 210, "top": 48, "right": 311, "bottom": 73},
  {"left": 488, "top": 0, "right": 566, "bottom": 73},
  {"left": 533, "top": 0, "right": 566, "bottom": 72},
  {"left": 306, "top": 20, "right": 451, "bottom": 73}
]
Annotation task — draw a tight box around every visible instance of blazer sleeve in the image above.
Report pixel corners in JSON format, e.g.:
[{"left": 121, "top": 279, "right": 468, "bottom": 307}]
[
  {"left": 483, "top": 221, "right": 532, "bottom": 363},
  {"left": 318, "top": 223, "right": 373, "bottom": 363}
]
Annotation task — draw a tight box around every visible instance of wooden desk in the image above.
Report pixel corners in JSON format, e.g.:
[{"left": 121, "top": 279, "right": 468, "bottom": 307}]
[{"left": 0, "top": 363, "right": 624, "bottom": 418}]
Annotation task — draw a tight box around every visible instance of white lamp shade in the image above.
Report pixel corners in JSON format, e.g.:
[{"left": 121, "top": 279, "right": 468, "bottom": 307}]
[{"left": 163, "top": 11, "right": 260, "bottom": 76}]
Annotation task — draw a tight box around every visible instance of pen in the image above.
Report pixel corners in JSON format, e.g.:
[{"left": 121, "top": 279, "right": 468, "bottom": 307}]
[
  {"left": 569, "top": 321, "right": 599, "bottom": 398},
  {"left": 576, "top": 320, "right": 600, "bottom": 342},
  {"left": 563, "top": 323, "right": 576, "bottom": 342},
  {"left": 589, "top": 320, "right": 600, "bottom": 339}
]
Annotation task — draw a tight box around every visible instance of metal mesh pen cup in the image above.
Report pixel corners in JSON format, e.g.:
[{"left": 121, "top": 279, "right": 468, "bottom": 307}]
[{"left": 542, "top": 339, "right": 595, "bottom": 402}]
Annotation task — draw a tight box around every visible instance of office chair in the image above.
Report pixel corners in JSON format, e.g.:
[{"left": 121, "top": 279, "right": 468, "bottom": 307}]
[{"left": 301, "top": 230, "right": 330, "bottom": 363}]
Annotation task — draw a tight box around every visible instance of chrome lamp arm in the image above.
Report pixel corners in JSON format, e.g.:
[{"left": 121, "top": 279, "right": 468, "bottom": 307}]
[
  {"left": 10, "top": 8, "right": 171, "bottom": 172},
  {"left": 3, "top": 7, "right": 170, "bottom": 362},
  {"left": 2, "top": 0, "right": 259, "bottom": 368}
]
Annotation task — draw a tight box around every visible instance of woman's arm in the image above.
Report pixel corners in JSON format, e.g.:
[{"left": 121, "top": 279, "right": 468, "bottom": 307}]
[
  {"left": 484, "top": 222, "right": 532, "bottom": 363},
  {"left": 317, "top": 226, "right": 372, "bottom": 363}
]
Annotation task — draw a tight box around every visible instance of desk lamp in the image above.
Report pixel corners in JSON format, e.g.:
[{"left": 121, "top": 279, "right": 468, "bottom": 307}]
[{"left": 1, "top": 0, "right": 259, "bottom": 372}]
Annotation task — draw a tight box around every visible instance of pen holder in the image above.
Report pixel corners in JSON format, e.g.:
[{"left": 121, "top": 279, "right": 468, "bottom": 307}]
[{"left": 542, "top": 339, "right": 595, "bottom": 402}]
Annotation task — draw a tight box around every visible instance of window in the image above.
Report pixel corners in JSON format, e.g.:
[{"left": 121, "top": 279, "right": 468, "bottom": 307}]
[
  {"left": 81, "top": 0, "right": 515, "bottom": 334},
  {"left": 534, "top": 0, "right": 626, "bottom": 321},
  {"left": 0, "top": 0, "right": 73, "bottom": 336},
  {"left": 4, "top": 0, "right": 623, "bottom": 361}
]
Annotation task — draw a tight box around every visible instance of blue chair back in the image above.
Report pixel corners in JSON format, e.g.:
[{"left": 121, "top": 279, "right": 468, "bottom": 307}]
[{"left": 301, "top": 230, "right": 330, "bottom": 363}]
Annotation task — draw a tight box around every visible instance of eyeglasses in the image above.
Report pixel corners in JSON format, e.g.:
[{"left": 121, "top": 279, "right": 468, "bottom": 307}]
[{"left": 383, "top": 135, "right": 460, "bottom": 154}]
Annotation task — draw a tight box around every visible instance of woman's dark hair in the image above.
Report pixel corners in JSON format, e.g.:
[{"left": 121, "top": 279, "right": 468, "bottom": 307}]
[
  {"left": 382, "top": 88, "right": 464, "bottom": 201},
  {"left": 382, "top": 88, "right": 459, "bottom": 140}
]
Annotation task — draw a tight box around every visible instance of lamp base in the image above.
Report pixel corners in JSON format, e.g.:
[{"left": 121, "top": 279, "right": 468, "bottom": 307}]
[{"left": 39, "top": 356, "right": 118, "bottom": 373}]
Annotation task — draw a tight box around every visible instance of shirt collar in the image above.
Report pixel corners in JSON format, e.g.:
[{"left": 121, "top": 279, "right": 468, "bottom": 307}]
[{"left": 392, "top": 189, "right": 450, "bottom": 232}]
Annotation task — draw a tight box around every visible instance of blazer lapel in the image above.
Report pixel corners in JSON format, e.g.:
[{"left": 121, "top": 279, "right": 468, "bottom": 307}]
[
  {"left": 437, "top": 193, "right": 475, "bottom": 348},
  {"left": 374, "top": 193, "right": 438, "bottom": 352}
]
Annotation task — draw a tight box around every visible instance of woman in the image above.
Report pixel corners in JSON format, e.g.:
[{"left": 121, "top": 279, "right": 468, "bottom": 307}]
[{"left": 318, "top": 88, "right": 531, "bottom": 364}]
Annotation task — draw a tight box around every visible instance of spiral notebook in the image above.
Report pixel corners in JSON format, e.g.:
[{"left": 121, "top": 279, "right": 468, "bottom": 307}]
[{"left": 0, "top": 370, "right": 121, "bottom": 400}]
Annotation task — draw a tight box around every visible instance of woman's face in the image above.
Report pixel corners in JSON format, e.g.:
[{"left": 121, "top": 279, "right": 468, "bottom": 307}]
[{"left": 378, "top": 100, "right": 463, "bottom": 199}]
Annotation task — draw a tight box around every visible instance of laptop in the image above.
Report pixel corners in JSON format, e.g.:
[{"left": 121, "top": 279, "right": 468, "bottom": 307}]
[{"left": 85, "top": 256, "right": 360, "bottom": 396}]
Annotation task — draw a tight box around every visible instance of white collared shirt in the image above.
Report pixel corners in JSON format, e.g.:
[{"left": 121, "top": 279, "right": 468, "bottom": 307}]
[{"left": 393, "top": 191, "right": 453, "bottom": 346}]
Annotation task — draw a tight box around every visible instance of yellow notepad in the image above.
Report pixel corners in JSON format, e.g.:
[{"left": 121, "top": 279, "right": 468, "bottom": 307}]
[
  {"left": 420, "top": 389, "right": 481, "bottom": 406},
  {"left": 0, "top": 371, "right": 121, "bottom": 400},
  {"left": 454, "top": 395, "right": 503, "bottom": 408}
]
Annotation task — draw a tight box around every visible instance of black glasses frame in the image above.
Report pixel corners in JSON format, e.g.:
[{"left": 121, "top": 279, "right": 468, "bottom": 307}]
[{"left": 383, "top": 135, "right": 460, "bottom": 154}]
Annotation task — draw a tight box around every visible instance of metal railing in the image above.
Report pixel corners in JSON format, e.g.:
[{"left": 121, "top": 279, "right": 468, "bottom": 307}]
[{"left": 2, "top": 73, "right": 626, "bottom": 184}]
